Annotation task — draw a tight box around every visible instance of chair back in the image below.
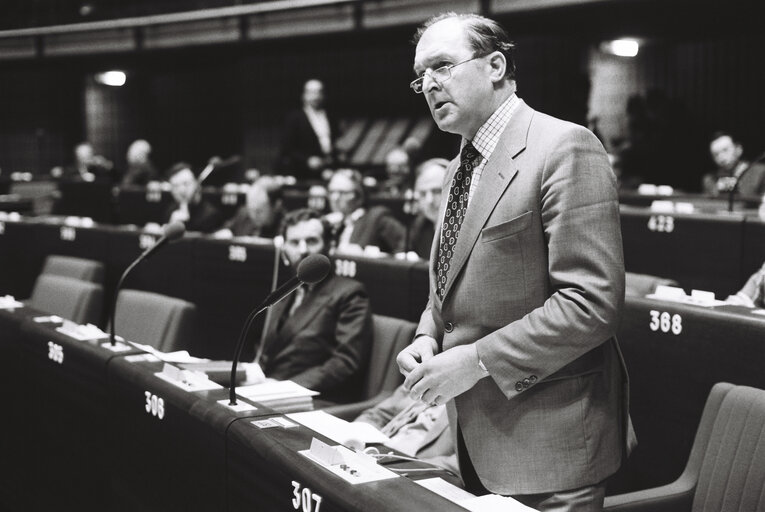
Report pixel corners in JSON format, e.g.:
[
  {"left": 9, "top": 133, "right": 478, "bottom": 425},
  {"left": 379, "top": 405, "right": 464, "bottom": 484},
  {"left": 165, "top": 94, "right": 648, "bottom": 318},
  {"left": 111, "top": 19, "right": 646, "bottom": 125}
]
[
  {"left": 692, "top": 383, "right": 765, "bottom": 512},
  {"left": 114, "top": 289, "right": 196, "bottom": 352},
  {"left": 362, "top": 314, "right": 416, "bottom": 398},
  {"left": 41, "top": 255, "right": 104, "bottom": 283},
  {"left": 28, "top": 274, "right": 103, "bottom": 325}
]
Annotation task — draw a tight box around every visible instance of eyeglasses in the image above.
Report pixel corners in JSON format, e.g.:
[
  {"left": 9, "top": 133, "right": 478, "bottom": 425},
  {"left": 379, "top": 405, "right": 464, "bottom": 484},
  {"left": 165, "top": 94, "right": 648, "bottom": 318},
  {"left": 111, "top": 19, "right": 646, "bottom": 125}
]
[{"left": 410, "top": 55, "right": 483, "bottom": 94}]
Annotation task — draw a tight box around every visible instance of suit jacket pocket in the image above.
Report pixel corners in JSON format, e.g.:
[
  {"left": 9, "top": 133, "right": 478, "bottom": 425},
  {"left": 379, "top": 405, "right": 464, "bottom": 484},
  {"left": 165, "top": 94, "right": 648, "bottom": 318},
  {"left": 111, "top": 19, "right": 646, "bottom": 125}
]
[{"left": 481, "top": 211, "right": 533, "bottom": 243}]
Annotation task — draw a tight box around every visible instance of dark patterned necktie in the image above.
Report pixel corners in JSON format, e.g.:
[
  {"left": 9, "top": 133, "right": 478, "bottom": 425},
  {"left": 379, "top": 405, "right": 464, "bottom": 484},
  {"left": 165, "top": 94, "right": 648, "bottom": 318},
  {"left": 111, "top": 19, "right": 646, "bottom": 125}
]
[{"left": 436, "top": 142, "right": 478, "bottom": 299}]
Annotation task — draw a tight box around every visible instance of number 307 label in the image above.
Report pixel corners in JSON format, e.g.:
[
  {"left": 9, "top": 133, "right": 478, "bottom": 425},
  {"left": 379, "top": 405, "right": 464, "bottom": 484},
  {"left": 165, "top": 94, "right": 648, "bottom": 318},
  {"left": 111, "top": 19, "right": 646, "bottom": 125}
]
[
  {"left": 649, "top": 310, "right": 683, "bottom": 335},
  {"left": 291, "top": 481, "right": 322, "bottom": 512}
]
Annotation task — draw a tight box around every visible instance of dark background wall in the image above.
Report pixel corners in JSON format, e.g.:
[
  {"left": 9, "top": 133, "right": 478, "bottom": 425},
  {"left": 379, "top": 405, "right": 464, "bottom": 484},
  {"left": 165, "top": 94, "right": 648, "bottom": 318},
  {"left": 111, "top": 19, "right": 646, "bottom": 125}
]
[{"left": 1, "top": 0, "right": 763, "bottom": 186}]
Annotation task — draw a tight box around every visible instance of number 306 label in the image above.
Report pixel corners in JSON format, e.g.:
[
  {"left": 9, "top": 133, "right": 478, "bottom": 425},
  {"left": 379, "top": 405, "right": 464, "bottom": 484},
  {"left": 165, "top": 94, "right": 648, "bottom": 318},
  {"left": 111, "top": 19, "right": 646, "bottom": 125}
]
[
  {"left": 292, "top": 481, "right": 322, "bottom": 512},
  {"left": 144, "top": 391, "right": 165, "bottom": 420},
  {"left": 649, "top": 310, "right": 683, "bottom": 335}
]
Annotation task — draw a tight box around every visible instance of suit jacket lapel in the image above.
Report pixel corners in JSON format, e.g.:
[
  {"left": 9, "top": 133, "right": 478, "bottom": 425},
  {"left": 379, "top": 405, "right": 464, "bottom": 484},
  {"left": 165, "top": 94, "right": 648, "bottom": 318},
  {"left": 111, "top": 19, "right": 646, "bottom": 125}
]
[{"left": 440, "top": 100, "right": 534, "bottom": 301}]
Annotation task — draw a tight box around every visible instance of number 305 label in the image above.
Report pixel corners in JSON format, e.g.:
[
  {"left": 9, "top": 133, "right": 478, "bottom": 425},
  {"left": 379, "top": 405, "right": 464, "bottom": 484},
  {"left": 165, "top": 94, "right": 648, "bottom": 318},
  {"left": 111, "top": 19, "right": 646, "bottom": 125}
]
[
  {"left": 292, "top": 481, "right": 322, "bottom": 512},
  {"left": 649, "top": 310, "right": 683, "bottom": 335}
]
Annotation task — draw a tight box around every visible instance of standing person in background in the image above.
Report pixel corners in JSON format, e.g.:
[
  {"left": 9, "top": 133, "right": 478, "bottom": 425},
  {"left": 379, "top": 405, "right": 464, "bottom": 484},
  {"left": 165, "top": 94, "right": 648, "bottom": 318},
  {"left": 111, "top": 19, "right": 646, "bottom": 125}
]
[
  {"left": 703, "top": 131, "right": 765, "bottom": 197},
  {"left": 277, "top": 79, "right": 341, "bottom": 180},
  {"left": 407, "top": 158, "right": 449, "bottom": 259},
  {"left": 162, "top": 162, "right": 223, "bottom": 233},
  {"left": 120, "top": 139, "right": 158, "bottom": 186},
  {"left": 397, "top": 13, "right": 634, "bottom": 511}
]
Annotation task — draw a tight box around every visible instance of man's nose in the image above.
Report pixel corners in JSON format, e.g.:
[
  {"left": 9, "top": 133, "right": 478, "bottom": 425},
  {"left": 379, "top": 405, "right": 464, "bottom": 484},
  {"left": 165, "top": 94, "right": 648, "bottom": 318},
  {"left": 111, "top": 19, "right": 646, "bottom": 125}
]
[{"left": 422, "top": 73, "right": 440, "bottom": 94}]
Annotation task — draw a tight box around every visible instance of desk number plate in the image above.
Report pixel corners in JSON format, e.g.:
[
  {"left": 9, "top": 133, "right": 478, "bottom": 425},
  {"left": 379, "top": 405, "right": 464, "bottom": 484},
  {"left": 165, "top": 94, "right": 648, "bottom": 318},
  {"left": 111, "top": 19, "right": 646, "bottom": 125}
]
[
  {"left": 291, "top": 481, "right": 322, "bottom": 512},
  {"left": 144, "top": 391, "right": 165, "bottom": 420},
  {"left": 649, "top": 310, "right": 683, "bottom": 335}
]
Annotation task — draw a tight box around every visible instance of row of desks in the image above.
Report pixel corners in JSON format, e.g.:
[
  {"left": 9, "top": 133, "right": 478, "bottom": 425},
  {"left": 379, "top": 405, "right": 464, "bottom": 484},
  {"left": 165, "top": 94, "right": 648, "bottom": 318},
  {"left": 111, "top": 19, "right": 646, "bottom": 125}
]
[
  {"left": 0, "top": 304, "right": 462, "bottom": 512},
  {"left": 2, "top": 291, "right": 765, "bottom": 508}
]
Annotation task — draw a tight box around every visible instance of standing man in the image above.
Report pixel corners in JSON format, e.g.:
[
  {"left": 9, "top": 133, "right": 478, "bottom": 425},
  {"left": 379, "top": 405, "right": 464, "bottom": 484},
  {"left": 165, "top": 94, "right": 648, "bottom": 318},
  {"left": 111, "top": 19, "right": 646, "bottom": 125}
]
[
  {"left": 277, "top": 79, "right": 341, "bottom": 180},
  {"left": 397, "top": 13, "right": 635, "bottom": 511}
]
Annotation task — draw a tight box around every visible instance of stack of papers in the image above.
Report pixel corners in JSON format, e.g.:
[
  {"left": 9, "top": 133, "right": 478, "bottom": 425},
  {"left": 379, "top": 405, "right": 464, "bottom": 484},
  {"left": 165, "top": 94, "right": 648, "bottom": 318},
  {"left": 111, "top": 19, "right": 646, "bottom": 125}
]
[
  {"left": 0, "top": 295, "right": 23, "bottom": 310},
  {"left": 236, "top": 380, "right": 318, "bottom": 413}
]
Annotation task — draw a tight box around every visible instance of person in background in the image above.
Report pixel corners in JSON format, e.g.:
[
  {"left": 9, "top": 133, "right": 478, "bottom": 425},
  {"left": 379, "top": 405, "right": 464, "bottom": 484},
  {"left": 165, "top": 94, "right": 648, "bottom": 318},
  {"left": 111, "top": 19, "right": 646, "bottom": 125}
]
[
  {"left": 379, "top": 147, "right": 411, "bottom": 197},
  {"left": 162, "top": 162, "right": 223, "bottom": 233},
  {"left": 257, "top": 208, "right": 373, "bottom": 403},
  {"left": 120, "top": 139, "right": 158, "bottom": 186},
  {"left": 214, "top": 177, "right": 284, "bottom": 239},
  {"left": 397, "top": 13, "right": 634, "bottom": 510},
  {"left": 325, "top": 168, "right": 406, "bottom": 255},
  {"left": 407, "top": 158, "right": 449, "bottom": 259},
  {"left": 52, "top": 142, "right": 113, "bottom": 182},
  {"left": 277, "top": 79, "right": 341, "bottom": 180},
  {"left": 353, "top": 382, "right": 457, "bottom": 474},
  {"left": 307, "top": 184, "right": 330, "bottom": 215},
  {"left": 702, "top": 131, "right": 765, "bottom": 197},
  {"left": 726, "top": 262, "right": 765, "bottom": 308}
]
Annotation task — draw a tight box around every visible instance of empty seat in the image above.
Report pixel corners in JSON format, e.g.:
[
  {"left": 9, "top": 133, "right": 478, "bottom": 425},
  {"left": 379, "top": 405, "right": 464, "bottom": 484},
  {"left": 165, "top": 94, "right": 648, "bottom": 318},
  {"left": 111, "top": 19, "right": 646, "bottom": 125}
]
[
  {"left": 40, "top": 255, "right": 104, "bottom": 284},
  {"left": 27, "top": 274, "right": 103, "bottom": 325},
  {"left": 605, "top": 382, "right": 765, "bottom": 512},
  {"left": 322, "top": 314, "right": 416, "bottom": 420},
  {"left": 113, "top": 289, "right": 197, "bottom": 352}
]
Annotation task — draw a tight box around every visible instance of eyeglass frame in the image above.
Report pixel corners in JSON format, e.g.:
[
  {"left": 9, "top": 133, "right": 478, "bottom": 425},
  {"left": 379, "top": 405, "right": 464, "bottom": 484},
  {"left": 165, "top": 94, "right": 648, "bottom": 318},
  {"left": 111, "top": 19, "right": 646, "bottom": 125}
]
[{"left": 410, "top": 54, "right": 488, "bottom": 94}]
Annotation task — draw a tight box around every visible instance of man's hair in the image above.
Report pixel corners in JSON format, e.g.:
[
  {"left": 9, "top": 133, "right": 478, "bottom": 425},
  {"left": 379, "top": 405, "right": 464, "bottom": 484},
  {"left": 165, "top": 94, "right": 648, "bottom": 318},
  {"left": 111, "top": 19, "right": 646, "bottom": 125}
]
[
  {"left": 166, "top": 162, "right": 193, "bottom": 180},
  {"left": 709, "top": 130, "right": 740, "bottom": 146},
  {"left": 279, "top": 208, "right": 331, "bottom": 246},
  {"left": 413, "top": 12, "right": 516, "bottom": 81}
]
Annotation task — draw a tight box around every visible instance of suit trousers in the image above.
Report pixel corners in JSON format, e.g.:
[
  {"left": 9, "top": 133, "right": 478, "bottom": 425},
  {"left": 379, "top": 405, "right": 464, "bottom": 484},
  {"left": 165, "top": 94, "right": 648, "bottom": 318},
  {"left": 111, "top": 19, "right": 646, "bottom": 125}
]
[{"left": 457, "top": 426, "right": 606, "bottom": 512}]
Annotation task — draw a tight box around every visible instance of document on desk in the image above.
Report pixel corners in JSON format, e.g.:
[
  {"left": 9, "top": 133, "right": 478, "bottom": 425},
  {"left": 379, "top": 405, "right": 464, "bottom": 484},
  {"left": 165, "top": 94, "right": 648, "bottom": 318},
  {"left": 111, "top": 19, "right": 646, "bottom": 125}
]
[
  {"left": 415, "top": 478, "right": 538, "bottom": 512},
  {"left": 287, "top": 410, "right": 390, "bottom": 446},
  {"left": 128, "top": 341, "right": 209, "bottom": 364}
]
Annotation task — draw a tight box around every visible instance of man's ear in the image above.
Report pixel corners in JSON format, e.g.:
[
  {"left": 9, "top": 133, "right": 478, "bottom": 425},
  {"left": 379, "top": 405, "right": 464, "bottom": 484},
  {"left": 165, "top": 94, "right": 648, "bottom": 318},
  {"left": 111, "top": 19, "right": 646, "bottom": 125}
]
[{"left": 487, "top": 51, "right": 507, "bottom": 84}]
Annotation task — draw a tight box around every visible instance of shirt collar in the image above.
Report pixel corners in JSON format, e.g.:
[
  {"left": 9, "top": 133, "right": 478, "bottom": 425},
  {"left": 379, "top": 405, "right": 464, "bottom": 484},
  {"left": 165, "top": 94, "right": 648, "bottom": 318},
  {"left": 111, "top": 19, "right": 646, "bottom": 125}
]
[{"left": 463, "top": 93, "right": 519, "bottom": 162}]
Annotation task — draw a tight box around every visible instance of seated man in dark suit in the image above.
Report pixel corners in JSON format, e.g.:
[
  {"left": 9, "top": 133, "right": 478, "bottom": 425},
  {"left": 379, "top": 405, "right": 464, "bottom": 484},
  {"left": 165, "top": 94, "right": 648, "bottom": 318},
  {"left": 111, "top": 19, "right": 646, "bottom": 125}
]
[
  {"left": 407, "top": 158, "right": 449, "bottom": 259},
  {"left": 51, "top": 142, "right": 113, "bottom": 183},
  {"left": 276, "top": 79, "right": 341, "bottom": 180},
  {"left": 258, "top": 208, "right": 373, "bottom": 403},
  {"left": 325, "top": 168, "right": 406, "bottom": 255},
  {"left": 702, "top": 131, "right": 765, "bottom": 197},
  {"left": 162, "top": 162, "right": 223, "bottom": 234},
  {"left": 213, "top": 177, "right": 284, "bottom": 239},
  {"left": 120, "top": 139, "right": 158, "bottom": 186}
]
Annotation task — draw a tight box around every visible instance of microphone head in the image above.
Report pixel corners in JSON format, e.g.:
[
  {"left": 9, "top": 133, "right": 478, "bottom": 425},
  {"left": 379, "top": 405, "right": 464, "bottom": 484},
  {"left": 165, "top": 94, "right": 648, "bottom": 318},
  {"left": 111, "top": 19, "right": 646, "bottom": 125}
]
[
  {"left": 163, "top": 221, "right": 186, "bottom": 241},
  {"left": 296, "top": 254, "right": 331, "bottom": 285}
]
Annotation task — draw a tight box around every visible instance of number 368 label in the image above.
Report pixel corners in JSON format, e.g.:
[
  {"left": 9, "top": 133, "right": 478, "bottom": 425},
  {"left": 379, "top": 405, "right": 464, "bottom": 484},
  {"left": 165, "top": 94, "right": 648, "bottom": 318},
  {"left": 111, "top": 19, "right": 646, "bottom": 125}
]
[{"left": 649, "top": 310, "right": 683, "bottom": 335}]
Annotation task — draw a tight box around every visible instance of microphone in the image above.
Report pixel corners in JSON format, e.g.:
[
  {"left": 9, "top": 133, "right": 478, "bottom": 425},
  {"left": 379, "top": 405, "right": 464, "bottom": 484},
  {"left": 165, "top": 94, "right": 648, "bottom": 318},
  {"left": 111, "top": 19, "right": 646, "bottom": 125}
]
[
  {"left": 228, "top": 253, "right": 331, "bottom": 405},
  {"left": 402, "top": 137, "right": 423, "bottom": 254},
  {"left": 727, "top": 150, "right": 765, "bottom": 212},
  {"left": 197, "top": 155, "right": 242, "bottom": 186},
  {"left": 109, "top": 222, "right": 186, "bottom": 346}
]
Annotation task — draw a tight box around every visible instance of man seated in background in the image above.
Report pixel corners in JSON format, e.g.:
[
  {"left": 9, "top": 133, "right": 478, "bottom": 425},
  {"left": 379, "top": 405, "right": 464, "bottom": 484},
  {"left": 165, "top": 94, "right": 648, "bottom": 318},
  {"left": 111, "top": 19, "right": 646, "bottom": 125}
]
[
  {"left": 407, "top": 158, "right": 449, "bottom": 259},
  {"left": 307, "top": 184, "right": 330, "bottom": 214},
  {"left": 162, "top": 162, "right": 223, "bottom": 233},
  {"left": 353, "top": 383, "right": 457, "bottom": 474},
  {"left": 325, "top": 168, "right": 406, "bottom": 255},
  {"left": 258, "top": 208, "right": 373, "bottom": 403},
  {"left": 120, "top": 139, "right": 158, "bottom": 186},
  {"left": 214, "top": 177, "right": 284, "bottom": 239},
  {"left": 726, "top": 261, "right": 765, "bottom": 308},
  {"left": 702, "top": 131, "right": 765, "bottom": 197},
  {"left": 51, "top": 142, "right": 113, "bottom": 182},
  {"left": 379, "top": 147, "right": 411, "bottom": 197}
]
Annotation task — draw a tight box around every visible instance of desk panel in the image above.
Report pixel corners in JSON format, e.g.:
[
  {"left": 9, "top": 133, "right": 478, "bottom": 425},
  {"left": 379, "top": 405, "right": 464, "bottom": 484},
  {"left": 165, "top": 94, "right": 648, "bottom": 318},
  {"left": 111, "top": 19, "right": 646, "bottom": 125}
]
[
  {"left": 742, "top": 216, "right": 765, "bottom": 280},
  {"left": 620, "top": 207, "right": 746, "bottom": 297},
  {"left": 18, "top": 320, "right": 141, "bottom": 511},
  {"left": 610, "top": 297, "right": 765, "bottom": 493},
  {"left": 116, "top": 187, "right": 173, "bottom": 226},
  {"left": 190, "top": 239, "right": 276, "bottom": 360},
  {"left": 226, "top": 415, "right": 466, "bottom": 512}
]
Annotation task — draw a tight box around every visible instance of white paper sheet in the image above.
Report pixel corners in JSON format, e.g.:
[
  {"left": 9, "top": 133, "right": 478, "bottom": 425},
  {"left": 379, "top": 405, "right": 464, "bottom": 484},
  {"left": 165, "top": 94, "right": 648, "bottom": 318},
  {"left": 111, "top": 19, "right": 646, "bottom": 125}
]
[{"left": 287, "top": 410, "right": 390, "bottom": 446}]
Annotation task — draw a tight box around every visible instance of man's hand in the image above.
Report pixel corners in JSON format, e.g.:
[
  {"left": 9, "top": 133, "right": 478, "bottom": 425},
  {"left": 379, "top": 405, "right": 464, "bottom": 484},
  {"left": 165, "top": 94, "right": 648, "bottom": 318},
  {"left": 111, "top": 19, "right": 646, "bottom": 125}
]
[
  {"left": 403, "top": 344, "right": 487, "bottom": 405},
  {"left": 396, "top": 335, "right": 438, "bottom": 378}
]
